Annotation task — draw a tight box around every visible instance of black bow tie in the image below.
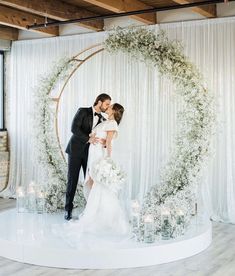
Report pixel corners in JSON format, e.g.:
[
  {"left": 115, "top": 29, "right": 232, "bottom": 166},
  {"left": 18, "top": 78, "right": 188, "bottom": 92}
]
[
  {"left": 94, "top": 112, "right": 102, "bottom": 127},
  {"left": 94, "top": 112, "right": 102, "bottom": 118}
]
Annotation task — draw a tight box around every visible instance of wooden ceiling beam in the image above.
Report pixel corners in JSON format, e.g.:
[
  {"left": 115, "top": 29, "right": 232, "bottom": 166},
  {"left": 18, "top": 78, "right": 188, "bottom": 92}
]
[
  {"left": 0, "top": 0, "right": 104, "bottom": 31},
  {"left": 0, "top": 25, "right": 18, "bottom": 40},
  {"left": 0, "top": 5, "right": 58, "bottom": 36},
  {"left": 172, "top": 0, "right": 216, "bottom": 18},
  {"left": 82, "top": 0, "right": 156, "bottom": 25}
]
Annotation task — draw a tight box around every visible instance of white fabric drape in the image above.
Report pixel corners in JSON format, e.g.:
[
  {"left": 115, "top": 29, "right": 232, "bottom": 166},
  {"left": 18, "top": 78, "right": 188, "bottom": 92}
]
[{"left": 1, "top": 17, "right": 235, "bottom": 224}]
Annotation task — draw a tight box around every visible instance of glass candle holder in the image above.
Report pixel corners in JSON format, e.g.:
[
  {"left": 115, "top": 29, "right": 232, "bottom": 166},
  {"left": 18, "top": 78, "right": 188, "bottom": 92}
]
[
  {"left": 130, "top": 200, "right": 141, "bottom": 240},
  {"left": 16, "top": 186, "right": 26, "bottom": 213},
  {"left": 27, "top": 182, "right": 36, "bottom": 213},
  {"left": 176, "top": 209, "right": 184, "bottom": 225},
  {"left": 131, "top": 200, "right": 141, "bottom": 228},
  {"left": 161, "top": 208, "right": 171, "bottom": 240},
  {"left": 36, "top": 188, "right": 45, "bottom": 214},
  {"left": 131, "top": 213, "right": 140, "bottom": 241},
  {"left": 144, "top": 214, "right": 155, "bottom": 243},
  {"left": 190, "top": 199, "right": 198, "bottom": 216},
  {"left": 131, "top": 213, "right": 140, "bottom": 228},
  {"left": 175, "top": 209, "right": 185, "bottom": 236},
  {"left": 131, "top": 200, "right": 141, "bottom": 215}
]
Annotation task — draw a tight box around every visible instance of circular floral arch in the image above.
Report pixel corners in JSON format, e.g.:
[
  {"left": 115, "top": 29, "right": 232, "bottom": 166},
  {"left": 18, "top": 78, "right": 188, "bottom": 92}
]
[{"left": 34, "top": 27, "right": 214, "bottom": 239}]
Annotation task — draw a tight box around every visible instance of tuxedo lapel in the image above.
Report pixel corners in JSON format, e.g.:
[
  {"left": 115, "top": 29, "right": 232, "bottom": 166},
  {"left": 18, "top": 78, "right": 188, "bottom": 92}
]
[{"left": 88, "top": 107, "right": 93, "bottom": 131}]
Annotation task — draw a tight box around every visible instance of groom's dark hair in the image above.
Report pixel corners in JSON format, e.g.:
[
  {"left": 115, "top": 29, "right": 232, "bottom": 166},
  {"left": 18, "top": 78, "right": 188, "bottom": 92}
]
[{"left": 93, "top": 93, "right": 111, "bottom": 106}]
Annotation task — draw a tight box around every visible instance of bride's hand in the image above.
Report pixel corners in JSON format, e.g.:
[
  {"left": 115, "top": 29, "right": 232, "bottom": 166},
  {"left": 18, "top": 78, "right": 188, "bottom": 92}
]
[{"left": 99, "top": 138, "right": 106, "bottom": 147}]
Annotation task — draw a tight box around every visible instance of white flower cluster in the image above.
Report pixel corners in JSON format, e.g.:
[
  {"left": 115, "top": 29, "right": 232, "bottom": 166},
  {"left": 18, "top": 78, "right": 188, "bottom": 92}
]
[
  {"left": 91, "top": 157, "right": 126, "bottom": 194},
  {"left": 33, "top": 57, "right": 86, "bottom": 212},
  {"left": 105, "top": 27, "right": 215, "bottom": 240}
]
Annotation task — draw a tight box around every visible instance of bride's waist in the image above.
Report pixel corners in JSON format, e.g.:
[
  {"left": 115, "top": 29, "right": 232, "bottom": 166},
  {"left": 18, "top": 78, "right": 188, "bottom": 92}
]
[
  {"left": 91, "top": 141, "right": 105, "bottom": 147},
  {"left": 94, "top": 135, "right": 106, "bottom": 143}
]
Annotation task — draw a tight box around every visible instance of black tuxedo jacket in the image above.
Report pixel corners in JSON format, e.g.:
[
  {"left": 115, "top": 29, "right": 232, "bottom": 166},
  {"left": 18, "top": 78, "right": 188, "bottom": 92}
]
[{"left": 65, "top": 107, "right": 93, "bottom": 156}]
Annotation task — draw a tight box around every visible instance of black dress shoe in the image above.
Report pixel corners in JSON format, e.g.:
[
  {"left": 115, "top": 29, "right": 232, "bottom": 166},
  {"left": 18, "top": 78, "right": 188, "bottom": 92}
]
[{"left": 64, "top": 210, "right": 72, "bottom": 220}]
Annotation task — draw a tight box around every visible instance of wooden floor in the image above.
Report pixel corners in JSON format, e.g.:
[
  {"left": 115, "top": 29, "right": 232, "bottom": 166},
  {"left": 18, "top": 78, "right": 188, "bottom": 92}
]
[{"left": 0, "top": 198, "right": 235, "bottom": 276}]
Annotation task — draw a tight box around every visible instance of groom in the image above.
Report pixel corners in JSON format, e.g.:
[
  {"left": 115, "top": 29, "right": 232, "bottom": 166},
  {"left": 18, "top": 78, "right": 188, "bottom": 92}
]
[{"left": 64, "top": 93, "right": 111, "bottom": 220}]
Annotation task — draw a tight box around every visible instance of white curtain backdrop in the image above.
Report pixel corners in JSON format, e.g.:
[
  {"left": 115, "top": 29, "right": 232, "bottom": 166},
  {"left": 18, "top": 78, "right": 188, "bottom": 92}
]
[{"left": 1, "top": 17, "right": 235, "bottom": 224}]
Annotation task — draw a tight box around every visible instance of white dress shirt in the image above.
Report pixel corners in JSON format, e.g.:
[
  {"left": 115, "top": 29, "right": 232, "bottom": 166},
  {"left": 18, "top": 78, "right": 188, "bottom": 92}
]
[{"left": 92, "top": 107, "right": 100, "bottom": 129}]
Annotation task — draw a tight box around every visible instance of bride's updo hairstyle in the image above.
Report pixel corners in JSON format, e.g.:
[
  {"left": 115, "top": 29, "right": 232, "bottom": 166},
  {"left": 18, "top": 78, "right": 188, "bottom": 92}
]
[{"left": 112, "top": 103, "right": 124, "bottom": 125}]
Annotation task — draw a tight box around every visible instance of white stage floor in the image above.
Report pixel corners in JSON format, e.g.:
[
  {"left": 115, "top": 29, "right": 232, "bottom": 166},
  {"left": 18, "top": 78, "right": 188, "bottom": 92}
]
[{"left": 0, "top": 209, "right": 212, "bottom": 269}]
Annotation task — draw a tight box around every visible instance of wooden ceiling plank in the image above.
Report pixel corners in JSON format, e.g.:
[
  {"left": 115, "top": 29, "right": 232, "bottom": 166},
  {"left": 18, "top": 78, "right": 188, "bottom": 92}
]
[
  {"left": 172, "top": 0, "right": 216, "bottom": 18},
  {"left": 0, "top": 25, "right": 18, "bottom": 40},
  {"left": 0, "top": 5, "right": 58, "bottom": 36},
  {"left": 0, "top": 0, "right": 104, "bottom": 31},
  {"left": 82, "top": 0, "right": 156, "bottom": 24}
]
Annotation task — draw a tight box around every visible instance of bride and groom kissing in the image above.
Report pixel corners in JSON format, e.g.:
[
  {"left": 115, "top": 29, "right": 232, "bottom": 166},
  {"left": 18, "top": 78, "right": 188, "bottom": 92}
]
[{"left": 64, "top": 93, "right": 130, "bottom": 237}]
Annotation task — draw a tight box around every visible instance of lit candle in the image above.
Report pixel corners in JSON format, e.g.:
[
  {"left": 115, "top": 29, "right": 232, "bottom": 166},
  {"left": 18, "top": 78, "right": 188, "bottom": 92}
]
[
  {"left": 144, "top": 214, "right": 155, "bottom": 243},
  {"left": 17, "top": 186, "right": 25, "bottom": 197},
  {"left": 131, "top": 200, "right": 141, "bottom": 215},
  {"left": 27, "top": 182, "right": 36, "bottom": 213},
  {"left": 37, "top": 190, "right": 44, "bottom": 198},
  {"left": 36, "top": 188, "right": 45, "bottom": 214},
  {"left": 16, "top": 186, "right": 26, "bottom": 213},
  {"left": 28, "top": 182, "right": 36, "bottom": 194},
  {"left": 130, "top": 200, "right": 141, "bottom": 238},
  {"left": 161, "top": 207, "right": 170, "bottom": 216},
  {"left": 161, "top": 208, "right": 170, "bottom": 224},
  {"left": 161, "top": 207, "right": 171, "bottom": 240},
  {"left": 175, "top": 208, "right": 185, "bottom": 237},
  {"left": 144, "top": 214, "right": 154, "bottom": 223},
  {"left": 176, "top": 209, "right": 184, "bottom": 225}
]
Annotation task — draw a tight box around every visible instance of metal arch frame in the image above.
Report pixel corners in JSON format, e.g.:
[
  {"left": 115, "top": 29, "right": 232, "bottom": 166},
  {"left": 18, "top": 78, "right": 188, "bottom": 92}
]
[{"left": 51, "top": 43, "right": 104, "bottom": 162}]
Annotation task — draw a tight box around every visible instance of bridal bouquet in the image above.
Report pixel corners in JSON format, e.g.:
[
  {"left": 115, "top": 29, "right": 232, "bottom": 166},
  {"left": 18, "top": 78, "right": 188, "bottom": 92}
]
[{"left": 91, "top": 157, "right": 126, "bottom": 194}]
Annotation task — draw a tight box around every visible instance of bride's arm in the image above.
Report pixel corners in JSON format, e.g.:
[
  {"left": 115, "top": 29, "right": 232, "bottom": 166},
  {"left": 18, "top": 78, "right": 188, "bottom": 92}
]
[{"left": 106, "top": 131, "right": 115, "bottom": 157}]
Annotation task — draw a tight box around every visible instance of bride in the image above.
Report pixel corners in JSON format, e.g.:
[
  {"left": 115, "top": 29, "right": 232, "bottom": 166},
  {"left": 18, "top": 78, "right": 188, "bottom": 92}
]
[{"left": 66, "top": 103, "right": 131, "bottom": 243}]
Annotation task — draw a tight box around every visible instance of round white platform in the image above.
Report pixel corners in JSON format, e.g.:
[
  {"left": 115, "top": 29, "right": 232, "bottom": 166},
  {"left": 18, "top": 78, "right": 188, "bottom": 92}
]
[{"left": 0, "top": 209, "right": 212, "bottom": 269}]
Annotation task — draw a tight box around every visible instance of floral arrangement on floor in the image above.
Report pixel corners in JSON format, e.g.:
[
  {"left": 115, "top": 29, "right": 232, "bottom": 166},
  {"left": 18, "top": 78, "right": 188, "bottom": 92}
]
[{"left": 104, "top": 27, "right": 215, "bottom": 240}]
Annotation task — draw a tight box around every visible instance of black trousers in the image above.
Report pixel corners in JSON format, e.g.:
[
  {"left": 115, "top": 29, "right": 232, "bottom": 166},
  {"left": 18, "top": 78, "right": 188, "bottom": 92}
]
[{"left": 65, "top": 149, "right": 88, "bottom": 211}]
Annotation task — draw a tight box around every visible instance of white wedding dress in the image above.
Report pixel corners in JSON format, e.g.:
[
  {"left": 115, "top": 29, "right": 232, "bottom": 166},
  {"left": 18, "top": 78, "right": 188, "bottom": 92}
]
[
  {"left": 85, "top": 118, "right": 119, "bottom": 188},
  {"left": 63, "top": 119, "right": 131, "bottom": 248}
]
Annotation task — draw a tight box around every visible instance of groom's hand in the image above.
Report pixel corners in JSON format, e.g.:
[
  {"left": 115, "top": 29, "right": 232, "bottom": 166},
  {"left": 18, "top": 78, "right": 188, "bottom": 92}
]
[{"left": 88, "top": 134, "right": 99, "bottom": 145}]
